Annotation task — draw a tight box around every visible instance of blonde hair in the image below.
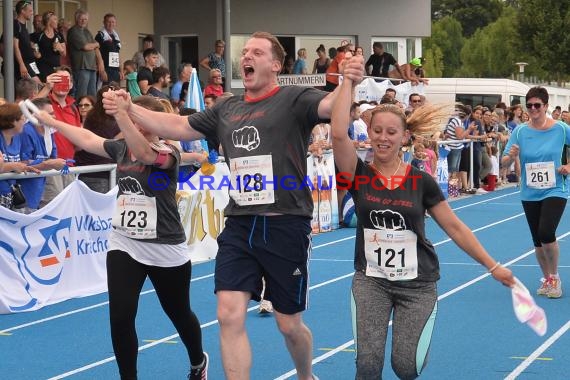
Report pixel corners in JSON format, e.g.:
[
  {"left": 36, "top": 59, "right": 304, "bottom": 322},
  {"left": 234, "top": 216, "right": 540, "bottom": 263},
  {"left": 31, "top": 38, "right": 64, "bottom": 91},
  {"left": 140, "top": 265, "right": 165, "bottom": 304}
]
[
  {"left": 157, "top": 98, "right": 176, "bottom": 114},
  {"left": 368, "top": 103, "right": 451, "bottom": 143},
  {"left": 209, "top": 68, "right": 222, "bottom": 79}
]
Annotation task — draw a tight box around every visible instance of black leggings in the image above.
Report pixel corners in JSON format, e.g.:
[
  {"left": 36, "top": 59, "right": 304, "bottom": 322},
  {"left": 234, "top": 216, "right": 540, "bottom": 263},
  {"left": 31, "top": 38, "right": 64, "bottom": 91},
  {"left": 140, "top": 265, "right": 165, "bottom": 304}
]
[
  {"left": 521, "top": 197, "right": 567, "bottom": 247},
  {"left": 107, "top": 251, "right": 203, "bottom": 380}
]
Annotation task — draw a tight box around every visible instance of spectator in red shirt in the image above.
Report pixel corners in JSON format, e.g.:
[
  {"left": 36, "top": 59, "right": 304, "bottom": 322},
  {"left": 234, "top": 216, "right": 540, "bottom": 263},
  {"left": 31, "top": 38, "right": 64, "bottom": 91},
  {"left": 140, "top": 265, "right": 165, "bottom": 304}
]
[
  {"left": 40, "top": 66, "right": 81, "bottom": 206},
  {"left": 324, "top": 45, "right": 347, "bottom": 92},
  {"left": 203, "top": 69, "right": 224, "bottom": 97}
]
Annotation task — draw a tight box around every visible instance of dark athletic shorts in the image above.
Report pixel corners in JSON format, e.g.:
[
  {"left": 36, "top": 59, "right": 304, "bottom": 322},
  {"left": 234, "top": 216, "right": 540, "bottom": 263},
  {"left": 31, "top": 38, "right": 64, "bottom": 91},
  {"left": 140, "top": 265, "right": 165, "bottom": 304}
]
[{"left": 215, "top": 214, "right": 312, "bottom": 314}]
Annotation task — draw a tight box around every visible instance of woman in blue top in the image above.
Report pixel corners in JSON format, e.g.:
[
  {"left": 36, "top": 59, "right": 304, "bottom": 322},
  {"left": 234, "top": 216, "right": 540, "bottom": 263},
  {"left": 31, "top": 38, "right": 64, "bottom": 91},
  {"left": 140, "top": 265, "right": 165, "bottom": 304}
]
[
  {"left": 0, "top": 103, "right": 40, "bottom": 209},
  {"left": 502, "top": 86, "right": 570, "bottom": 299}
]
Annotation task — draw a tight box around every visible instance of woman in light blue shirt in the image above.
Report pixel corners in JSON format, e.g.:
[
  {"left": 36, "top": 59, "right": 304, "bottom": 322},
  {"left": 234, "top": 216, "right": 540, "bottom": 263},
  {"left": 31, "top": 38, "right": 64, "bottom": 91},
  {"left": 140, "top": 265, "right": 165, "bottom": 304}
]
[{"left": 502, "top": 86, "right": 570, "bottom": 299}]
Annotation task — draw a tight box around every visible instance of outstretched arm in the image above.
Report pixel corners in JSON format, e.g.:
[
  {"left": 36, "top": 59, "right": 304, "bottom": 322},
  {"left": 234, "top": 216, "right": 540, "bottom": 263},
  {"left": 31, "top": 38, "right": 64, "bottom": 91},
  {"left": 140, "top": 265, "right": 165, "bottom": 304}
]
[
  {"left": 34, "top": 111, "right": 110, "bottom": 159},
  {"left": 429, "top": 201, "right": 515, "bottom": 287},
  {"left": 102, "top": 89, "right": 205, "bottom": 142}
]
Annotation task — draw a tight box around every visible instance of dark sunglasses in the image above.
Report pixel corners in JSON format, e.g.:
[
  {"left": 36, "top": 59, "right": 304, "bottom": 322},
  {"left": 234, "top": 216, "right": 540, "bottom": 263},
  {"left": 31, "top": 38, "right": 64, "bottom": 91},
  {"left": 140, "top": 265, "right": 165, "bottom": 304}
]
[
  {"left": 526, "top": 103, "right": 544, "bottom": 110},
  {"left": 78, "top": 103, "right": 92, "bottom": 108}
]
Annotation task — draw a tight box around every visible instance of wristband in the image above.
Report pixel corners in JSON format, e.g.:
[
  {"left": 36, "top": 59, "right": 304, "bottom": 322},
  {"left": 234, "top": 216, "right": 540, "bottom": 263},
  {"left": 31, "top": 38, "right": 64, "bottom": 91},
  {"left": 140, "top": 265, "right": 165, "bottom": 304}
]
[
  {"left": 153, "top": 151, "right": 169, "bottom": 167},
  {"left": 150, "top": 141, "right": 172, "bottom": 167},
  {"left": 488, "top": 262, "right": 501, "bottom": 274}
]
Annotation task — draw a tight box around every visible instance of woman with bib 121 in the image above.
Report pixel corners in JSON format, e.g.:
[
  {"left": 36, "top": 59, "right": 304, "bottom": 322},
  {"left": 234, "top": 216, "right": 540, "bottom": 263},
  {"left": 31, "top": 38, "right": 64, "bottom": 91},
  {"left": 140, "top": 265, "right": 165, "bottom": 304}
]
[{"left": 331, "top": 55, "right": 515, "bottom": 379}]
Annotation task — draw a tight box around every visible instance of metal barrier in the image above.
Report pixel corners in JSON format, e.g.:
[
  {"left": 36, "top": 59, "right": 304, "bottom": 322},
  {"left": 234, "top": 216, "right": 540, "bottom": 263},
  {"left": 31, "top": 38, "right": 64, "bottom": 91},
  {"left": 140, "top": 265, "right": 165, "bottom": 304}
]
[
  {"left": 437, "top": 139, "right": 475, "bottom": 189},
  {"left": 0, "top": 164, "right": 118, "bottom": 185},
  {"left": 0, "top": 142, "right": 480, "bottom": 193}
]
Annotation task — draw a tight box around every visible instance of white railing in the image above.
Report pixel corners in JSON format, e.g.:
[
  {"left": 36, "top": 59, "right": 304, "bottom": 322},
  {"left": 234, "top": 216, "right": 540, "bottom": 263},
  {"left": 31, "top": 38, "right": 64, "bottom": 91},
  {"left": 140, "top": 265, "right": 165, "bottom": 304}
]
[{"left": 0, "top": 164, "right": 118, "bottom": 184}]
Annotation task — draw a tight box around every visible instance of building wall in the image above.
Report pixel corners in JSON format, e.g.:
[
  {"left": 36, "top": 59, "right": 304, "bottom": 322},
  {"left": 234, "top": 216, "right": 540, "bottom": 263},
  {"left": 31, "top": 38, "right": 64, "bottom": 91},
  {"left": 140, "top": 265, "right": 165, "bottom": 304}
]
[
  {"left": 77, "top": 0, "right": 155, "bottom": 73},
  {"left": 153, "top": 0, "right": 431, "bottom": 82},
  {"left": 2, "top": 0, "right": 430, "bottom": 98}
]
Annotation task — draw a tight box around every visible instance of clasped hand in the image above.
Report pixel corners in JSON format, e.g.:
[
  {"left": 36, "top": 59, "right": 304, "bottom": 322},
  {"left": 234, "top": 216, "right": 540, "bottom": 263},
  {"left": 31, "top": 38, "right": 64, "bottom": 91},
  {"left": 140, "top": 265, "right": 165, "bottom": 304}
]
[
  {"left": 102, "top": 89, "right": 131, "bottom": 116},
  {"left": 340, "top": 55, "right": 365, "bottom": 85}
]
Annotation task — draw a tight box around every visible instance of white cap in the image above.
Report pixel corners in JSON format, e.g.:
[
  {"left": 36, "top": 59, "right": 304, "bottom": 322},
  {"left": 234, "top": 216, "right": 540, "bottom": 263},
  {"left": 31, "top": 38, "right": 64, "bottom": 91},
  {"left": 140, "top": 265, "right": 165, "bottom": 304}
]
[{"left": 359, "top": 103, "right": 376, "bottom": 113}]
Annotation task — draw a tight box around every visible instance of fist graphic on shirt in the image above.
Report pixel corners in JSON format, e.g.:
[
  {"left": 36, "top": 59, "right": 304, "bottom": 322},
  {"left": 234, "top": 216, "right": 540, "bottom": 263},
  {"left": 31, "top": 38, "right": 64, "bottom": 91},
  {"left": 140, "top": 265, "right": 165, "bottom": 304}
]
[
  {"left": 118, "top": 176, "right": 144, "bottom": 195},
  {"left": 369, "top": 210, "right": 406, "bottom": 231},
  {"left": 232, "top": 126, "right": 260, "bottom": 151}
]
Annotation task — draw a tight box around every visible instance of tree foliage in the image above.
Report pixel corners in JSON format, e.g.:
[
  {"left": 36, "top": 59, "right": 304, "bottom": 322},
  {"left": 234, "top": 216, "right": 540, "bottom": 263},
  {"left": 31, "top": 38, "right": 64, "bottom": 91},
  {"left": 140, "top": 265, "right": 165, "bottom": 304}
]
[
  {"left": 515, "top": 0, "right": 570, "bottom": 84},
  {"left": 459, "top": 7, "right": 520, "bottom": 77},
  {"left": 424, "top": 16, "right": 463, "bottom": 77},
  {"left": 426, "top": 0, "right": 570, "bottom": 82},
  {"left": 432, "top": 0, "right": 504, "bottom": 37}
]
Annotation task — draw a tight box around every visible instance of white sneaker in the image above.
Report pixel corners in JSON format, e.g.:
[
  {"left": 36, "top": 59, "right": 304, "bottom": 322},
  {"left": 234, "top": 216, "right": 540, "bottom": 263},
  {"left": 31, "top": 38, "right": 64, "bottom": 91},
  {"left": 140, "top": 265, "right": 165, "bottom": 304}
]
[
  {"left": 547, "top": 277, "right": 562, "bottom": 298},
  {"left": 537, "top": 278, "right": 551, "bottom": 296},
  {"left": 475, "top": 188, "right": 488, "bottom": 195},
  {"left": 258, "top": 299, "right": 274, "bottom": 314}
]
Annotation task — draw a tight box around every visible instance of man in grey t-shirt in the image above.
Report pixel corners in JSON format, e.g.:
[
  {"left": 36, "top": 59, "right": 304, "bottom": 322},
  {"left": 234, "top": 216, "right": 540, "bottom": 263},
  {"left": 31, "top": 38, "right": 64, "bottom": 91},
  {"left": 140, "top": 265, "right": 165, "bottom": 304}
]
[
  {"left": 67, "top": 9, "right": 104, "bottom": 98},
  {"left": 103, "top": 31, "right": 364, "bottom": 380}
]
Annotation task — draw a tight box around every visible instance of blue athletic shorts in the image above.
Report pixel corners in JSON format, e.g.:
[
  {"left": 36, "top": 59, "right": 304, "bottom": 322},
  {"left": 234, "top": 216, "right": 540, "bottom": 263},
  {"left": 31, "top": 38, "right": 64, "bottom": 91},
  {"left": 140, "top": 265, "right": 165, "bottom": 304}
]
[{"left": 215, "top": 215, "right": 312, "bottom": 314}]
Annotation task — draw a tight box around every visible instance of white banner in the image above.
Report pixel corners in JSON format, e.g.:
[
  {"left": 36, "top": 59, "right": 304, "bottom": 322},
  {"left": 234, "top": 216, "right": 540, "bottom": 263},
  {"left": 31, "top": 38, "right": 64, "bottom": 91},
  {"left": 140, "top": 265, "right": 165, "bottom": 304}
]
[
  {"left": 308, "top": 151, "right": 339, "bottom": 233},
  {"left": 278, "top": 74, "right": 326, "bottom": 87},
  {"left": 177, "top": 163, "right": 230, "bottom": 263},
  {"left": 0, "top": 159, "right": 341, "bottom": 313},
  {"left": 354, "top": 78, "right": 426, "bottom": 108},
  {"left": 0, "top": 181, "right": 116, "bottom": 314},
  {"left": 0, "top": 168, "right": 230, "bottom": 314}
]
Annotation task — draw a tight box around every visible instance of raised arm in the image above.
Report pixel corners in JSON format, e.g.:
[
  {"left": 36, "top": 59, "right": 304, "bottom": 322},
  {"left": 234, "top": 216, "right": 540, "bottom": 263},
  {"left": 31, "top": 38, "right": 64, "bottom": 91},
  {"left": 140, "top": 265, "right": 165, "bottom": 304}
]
[
  {"left": 34, "top": 111, "right": 110, "bottom": 159},
  {"left": 111, "top": 99, "right": 176, "bottom": 169},
  {"left": 317, "top": 55, "right": 364, "bottom": 119},
  {"left": 102, "top": 90, "right": 205, "bottom": 142},
  {"left": 331, "top": 76, "right": 358, "bottom": 176}
]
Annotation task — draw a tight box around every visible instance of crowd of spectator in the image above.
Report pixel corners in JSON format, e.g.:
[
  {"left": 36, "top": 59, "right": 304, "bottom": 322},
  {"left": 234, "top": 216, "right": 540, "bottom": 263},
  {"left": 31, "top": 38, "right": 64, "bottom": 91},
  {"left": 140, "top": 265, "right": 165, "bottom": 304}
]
[
  {"left": 0, "top": 2, "right": 234, "bottom": 213},
  {"left": 0, "top": 1, "right": 564, "bottom": 212}
]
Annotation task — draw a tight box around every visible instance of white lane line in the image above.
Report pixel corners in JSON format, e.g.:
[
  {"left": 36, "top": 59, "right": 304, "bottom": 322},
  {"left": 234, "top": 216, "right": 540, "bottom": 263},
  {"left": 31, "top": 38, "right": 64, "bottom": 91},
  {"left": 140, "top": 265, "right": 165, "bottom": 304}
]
[
  {"left": 451, "top": 190, "right": 519, "bottom": 211},
  {"left": 3, "top": 235, "right": 357, "bottom": 334},
  {"left": 0, "top": 273, "right": 214, "bottom": 334},
  {"left": 46, "top": 271, "right": 355, "bottom": 379},
  {"left": 431, "top": 212, "right": 524, "bottom": 247},
  {"left": 1, "top": 190, "right": 519, "bottom": 334},
  {"left": 11, "top": 191, "right": 531, "bottom": 377},
  {"left": 504, "top": 320, "right": 570, "bottom": 380},
  {"left": 4, "top": 236, "right": 361, "bottom": 334},
  {"left": 276, "top": 230, "right": 570, "bottom": 380}
]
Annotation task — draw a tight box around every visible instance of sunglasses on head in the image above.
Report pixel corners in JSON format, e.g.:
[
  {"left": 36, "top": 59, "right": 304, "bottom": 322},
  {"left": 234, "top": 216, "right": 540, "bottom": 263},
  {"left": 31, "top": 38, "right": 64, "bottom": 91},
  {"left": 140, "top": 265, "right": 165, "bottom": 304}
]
[{"left": 526, "top": 103, "right": 544, "bottom": 109}]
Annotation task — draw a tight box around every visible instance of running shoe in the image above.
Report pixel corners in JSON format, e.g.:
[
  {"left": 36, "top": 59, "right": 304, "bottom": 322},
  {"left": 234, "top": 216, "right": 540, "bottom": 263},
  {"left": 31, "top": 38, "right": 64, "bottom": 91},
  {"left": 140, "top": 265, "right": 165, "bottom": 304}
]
[
  {"left": 537, "top": 277, "right": 551, "bottom": 296},
  {"left": 547, "top": 277, "right": 562, "bottom": 299},
  {"left": 475, "top": 187, "right": 488, "bottom": 195},
  {"left": 259, "top": 299, "right": 274, "bottom": 314},
  {"left": 188, "top": 352, "right": 208, "bottom": 380}
]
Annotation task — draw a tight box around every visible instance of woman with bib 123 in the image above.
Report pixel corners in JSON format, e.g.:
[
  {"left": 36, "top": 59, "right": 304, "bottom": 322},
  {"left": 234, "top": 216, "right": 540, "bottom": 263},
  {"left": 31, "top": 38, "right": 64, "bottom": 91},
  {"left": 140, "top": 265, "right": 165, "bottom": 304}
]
[
  {"left": 31, "top": 95, "right": 208, "bottom": 380},
  {"left": 502, "top": 86, "right": 570, "bottom": 299},
  {"left": 331, "top": 58, "right": 515, "bottom": 379}
]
